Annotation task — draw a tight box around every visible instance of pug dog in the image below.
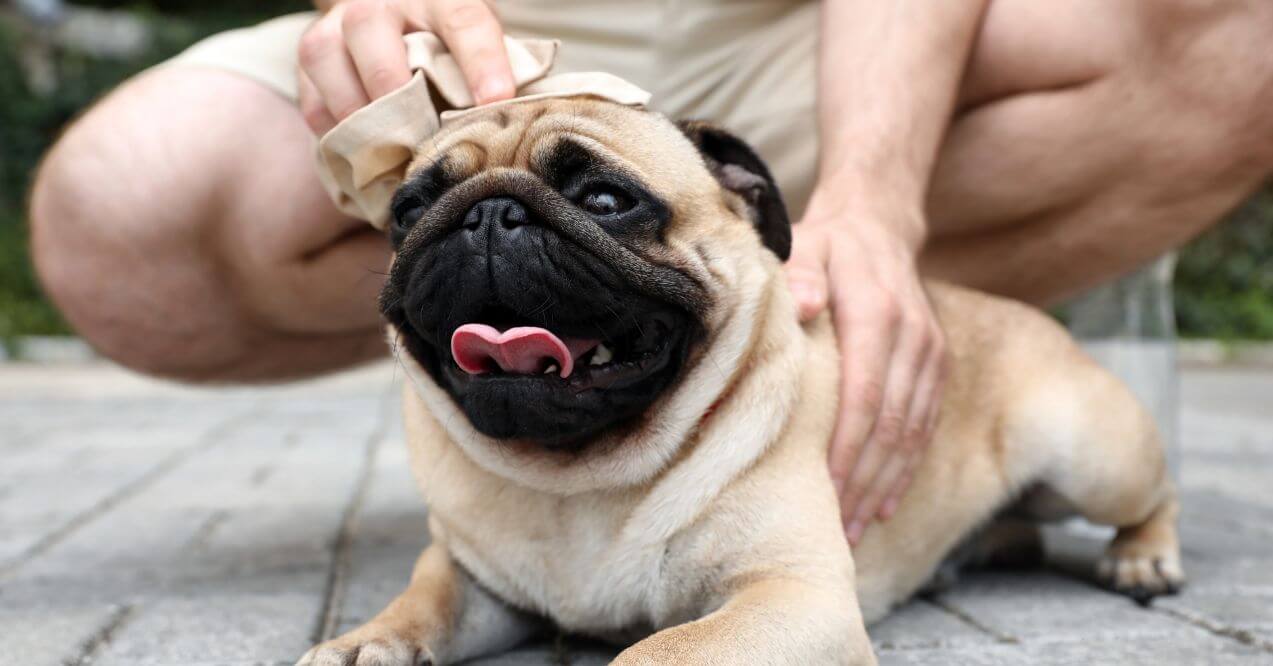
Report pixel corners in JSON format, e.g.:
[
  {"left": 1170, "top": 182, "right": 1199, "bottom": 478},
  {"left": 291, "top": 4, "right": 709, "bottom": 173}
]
[{"left": 297, "top": 99, "right": 1183, "bottom": 666}]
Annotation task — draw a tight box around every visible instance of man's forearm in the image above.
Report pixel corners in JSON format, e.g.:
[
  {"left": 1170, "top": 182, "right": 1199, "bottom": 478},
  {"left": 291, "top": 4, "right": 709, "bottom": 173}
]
[{"left": 814, "top": 0, "right": 990, "bottom": 247}]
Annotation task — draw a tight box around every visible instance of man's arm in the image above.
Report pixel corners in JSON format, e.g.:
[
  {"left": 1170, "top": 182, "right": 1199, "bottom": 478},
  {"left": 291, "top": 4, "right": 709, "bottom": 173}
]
[
  {"left": 815, "top": 1, "right": 989, "bottom": 231},
  {"left": 786, "top": 0, "right": 990, "bottom": 543}
]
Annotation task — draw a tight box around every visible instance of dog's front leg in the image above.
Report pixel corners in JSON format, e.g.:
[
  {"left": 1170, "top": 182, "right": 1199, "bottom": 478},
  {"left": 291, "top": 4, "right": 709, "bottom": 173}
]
[
  {"left": 297, "top": 543, "right": 539, "bottom": 666},
  {"left": 613, "top": 577, "right": 876, "bottom": 666}
]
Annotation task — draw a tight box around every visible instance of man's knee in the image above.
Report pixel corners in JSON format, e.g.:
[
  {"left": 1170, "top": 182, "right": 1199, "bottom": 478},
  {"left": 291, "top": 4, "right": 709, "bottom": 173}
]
[
  {"left": 30, "top": 66, "right": 387, "bottom": 381},
  {"left": 1135, "top": 0, "right": 1273, "bottom": 168},
  {"left": 32, "top": 98, "right": 144, "bottom": 364},
  {"left": 29, "top": 68, "right": 265, "bottom": 377}
]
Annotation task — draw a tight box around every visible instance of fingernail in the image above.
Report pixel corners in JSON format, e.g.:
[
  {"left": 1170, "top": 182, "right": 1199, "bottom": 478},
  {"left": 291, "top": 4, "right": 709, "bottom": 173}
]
[
  {"left": 477, "top": 77, "right": 512, "bottom": 104},
  {"left": 879, "top": 497, "right": 898, "bottom": 520},
  {"left": 846, "top": 520, "right": 865, "bottom": 545}
]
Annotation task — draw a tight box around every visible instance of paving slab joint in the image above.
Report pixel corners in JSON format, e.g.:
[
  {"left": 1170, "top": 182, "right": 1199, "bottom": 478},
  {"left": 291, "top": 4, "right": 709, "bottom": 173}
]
[
  {"left": 0, "top": 409, "right": 261, "bottom": 580},
  {"left": 1155, "top": 604, "right": 1273, "bottom": 654},
  {"left": 68, "top": 604, "right": 135, "bottom": 666},
  {"left": 310, "top": 384, "right": 398, "bottom": 644},
  {"left": 922, "top": 597, "right": 1020, "bottom": 645}
]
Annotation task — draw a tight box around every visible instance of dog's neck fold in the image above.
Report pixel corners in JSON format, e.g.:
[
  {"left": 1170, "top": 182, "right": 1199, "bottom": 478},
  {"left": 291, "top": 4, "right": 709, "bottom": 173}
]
[
  {"left": 615, "top": 267, "right": 806, "bottom": 546},
  {"left": 313, "top": 33, "right": 652, "bottom": 229}
]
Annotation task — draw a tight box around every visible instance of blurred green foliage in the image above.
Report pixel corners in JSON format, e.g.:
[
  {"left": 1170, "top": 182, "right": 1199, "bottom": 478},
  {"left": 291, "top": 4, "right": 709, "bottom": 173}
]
[
  {"left": 0, "top": 28, "right": 50, "bottom": 337},
  {"left": 1176, "top": 190, "right": 1273, "bottom": 339},
  {"left": 1, "top": 2, "right": 1271, "bottom": 342}
]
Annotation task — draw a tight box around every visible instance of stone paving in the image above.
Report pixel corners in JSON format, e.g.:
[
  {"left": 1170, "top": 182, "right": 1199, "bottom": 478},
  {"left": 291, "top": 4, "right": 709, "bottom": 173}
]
[{"left": 1, "top": 361, "right": 1270, "bottom": 665}]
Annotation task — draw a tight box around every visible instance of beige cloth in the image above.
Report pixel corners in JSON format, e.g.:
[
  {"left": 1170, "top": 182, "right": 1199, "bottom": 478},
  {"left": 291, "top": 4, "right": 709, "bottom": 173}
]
[
  {"left": 313, "top": 32, "right": 651, "bottom": 228},
  {"left": 164, "top": 2, "right": 819, "bottom": 218}
]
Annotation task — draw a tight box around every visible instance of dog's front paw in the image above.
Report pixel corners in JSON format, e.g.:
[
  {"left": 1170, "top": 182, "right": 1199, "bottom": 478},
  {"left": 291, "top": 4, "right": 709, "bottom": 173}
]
[
  {"left": 1097, "top": 532, "right": 1185, "bottom": 606},
  {"left": 297, "top": 626, "right": 430, "bottom": 666}
]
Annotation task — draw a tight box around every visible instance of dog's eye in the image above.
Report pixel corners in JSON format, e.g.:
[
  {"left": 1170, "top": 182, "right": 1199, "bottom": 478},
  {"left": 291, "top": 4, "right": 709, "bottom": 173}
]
[
  {"left": 580, "top": 188, "right": 633, "bottom": 216},
  {"left": 392, "top": 202, "right": 427, "bottom": 234}
]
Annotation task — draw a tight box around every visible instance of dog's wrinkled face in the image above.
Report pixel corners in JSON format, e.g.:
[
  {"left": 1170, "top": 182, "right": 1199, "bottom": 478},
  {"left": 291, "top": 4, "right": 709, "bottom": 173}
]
[{"left": 380, "top": 98, "right": 789, "bottom": 453}]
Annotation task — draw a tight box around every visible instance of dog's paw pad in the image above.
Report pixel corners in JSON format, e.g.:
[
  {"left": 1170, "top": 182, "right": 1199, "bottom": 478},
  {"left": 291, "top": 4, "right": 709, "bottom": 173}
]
[
  {"left": 1097, "top": 545, "right": 1185, "bottom": 606},
  {"left": 297, "top": 637, "right": 424, "bottom": 666}
]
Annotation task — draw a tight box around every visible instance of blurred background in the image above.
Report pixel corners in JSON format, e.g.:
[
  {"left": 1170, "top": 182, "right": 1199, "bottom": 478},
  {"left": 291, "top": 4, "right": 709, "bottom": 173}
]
[{"left": 2, "top": 0, "right": 1272, "bottom": 349}]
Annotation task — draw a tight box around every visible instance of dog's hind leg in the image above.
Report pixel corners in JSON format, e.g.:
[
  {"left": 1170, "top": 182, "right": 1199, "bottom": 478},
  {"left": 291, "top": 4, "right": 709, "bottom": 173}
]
[
  {"left": 296, "top": 543, "right": 542, "bottom": 666},
  {"left": 1096, "top": 491, "right": 1184, "bottom": 604},
  {"left": 1005, "top": 357, "right": 1185, "bottom": 604}
]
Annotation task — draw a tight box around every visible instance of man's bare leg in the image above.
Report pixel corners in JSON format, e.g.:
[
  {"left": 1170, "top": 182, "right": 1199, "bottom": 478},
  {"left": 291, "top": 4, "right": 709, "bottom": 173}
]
[
  {"left": 28, "top": 0, "right": 1273, "bottom": 383},
  {"left": 922, "top": 0, "right": 1273, "bottom": 305},
  {"left": 30, "top": 67, "right": 389, "bottom": 381}
]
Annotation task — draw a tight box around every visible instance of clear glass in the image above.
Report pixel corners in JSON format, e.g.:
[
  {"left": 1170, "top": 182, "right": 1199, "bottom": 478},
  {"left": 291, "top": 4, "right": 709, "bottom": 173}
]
[{"left": 1066, "top": 254, "right": 1180, "bottom": 479}]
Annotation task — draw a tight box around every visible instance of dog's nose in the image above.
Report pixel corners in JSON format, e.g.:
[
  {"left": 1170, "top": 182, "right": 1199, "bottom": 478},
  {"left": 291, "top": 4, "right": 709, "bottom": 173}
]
[{"left": 462, "top": 197, "right": 529, "bottom": 232}]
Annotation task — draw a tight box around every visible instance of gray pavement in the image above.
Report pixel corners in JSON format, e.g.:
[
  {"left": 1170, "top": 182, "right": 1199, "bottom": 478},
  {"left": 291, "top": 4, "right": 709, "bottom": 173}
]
[{"left": 0, "top": 361, "right": 1270, "bottom": 665}]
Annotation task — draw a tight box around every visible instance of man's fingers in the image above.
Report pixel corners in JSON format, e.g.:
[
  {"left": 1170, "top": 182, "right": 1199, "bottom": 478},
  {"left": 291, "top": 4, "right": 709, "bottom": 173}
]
[
  {"left": 784, "top": 227, "right": 832, "bottom": 321},
  {"left": 785, "top": 266, "right": 828, "bottom": 322},
  {"left": 827, "top": 297, "right": 898, "bottom": 522},
  {"left": 827, "top": 336, "right": 890, "bottom": 492},
  {"left": 298, "top": 0, "right": 515, "bottom": 131},
  {"left": 874, "top": 436, "right": 921, "bottom": 520},
  {"left": 299, "top": 14, "right": 370, "bottom": 121},
  {"left": 842, "top": 310, "right": 929, "bottom": 542},
  {"left": 298, "top": 70, "right": 338, "bottom": 135},
  {"left": 857, "top": 453, "right": 910, "bottom": 528},
  {"left": 341, "top": 0, "right": 413, "bottom": 100},
  {"left": 877, "top": 468, "right": 914, "bottom": 520},
  {"left": 784, "top": 266, "right": 824, "bottom": 323},
  {"left": 840, "top": 436, "right": 886, "bottom": 544},
  {"left": 878, "top": 324, "right": 946, "bottom": 520},
  {"left": 429, "top": 0, "right": 514, "bottom": 103}
]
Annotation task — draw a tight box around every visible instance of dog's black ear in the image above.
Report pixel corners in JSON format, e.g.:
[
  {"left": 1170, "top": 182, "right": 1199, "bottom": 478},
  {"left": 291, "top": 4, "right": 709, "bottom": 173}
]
[{"left": 677, "top": 120, "right": 791, "bottom": 261}]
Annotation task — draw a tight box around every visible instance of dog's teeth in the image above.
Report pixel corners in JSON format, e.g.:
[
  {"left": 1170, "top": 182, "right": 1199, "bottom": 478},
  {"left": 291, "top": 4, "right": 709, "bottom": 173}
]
[
  {"left": 590, "top": 344, "right": 613, "bottom": 366},
  {"left": 543, "top": 364, "right": 558, "bottom": 375}
]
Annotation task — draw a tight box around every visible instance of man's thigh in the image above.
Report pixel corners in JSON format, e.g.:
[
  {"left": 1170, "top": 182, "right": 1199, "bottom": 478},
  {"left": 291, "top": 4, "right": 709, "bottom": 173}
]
[
  {"left": 921, "top": 0, "right": 1273, "bottom": 304},
  {"left": 934, "top": 0, "right": 1273, "bottom": 228}
]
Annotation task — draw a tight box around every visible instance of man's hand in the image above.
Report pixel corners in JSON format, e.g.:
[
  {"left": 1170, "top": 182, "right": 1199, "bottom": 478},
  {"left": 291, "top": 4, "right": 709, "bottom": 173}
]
[
  {"left": 785, "top": 204, "right": 946, "bottom": 546},
  {"left": 805, "top": 0, "right": 986, "bottom": 546},
  {"left": 299, "top": 0, "right": 515, "bottom": 135}
]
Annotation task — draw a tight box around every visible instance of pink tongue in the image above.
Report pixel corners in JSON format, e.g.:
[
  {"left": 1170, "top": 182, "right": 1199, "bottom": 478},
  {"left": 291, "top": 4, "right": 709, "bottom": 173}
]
[{"left": 451, "top": 324, "right": 598, "bottom": 378}]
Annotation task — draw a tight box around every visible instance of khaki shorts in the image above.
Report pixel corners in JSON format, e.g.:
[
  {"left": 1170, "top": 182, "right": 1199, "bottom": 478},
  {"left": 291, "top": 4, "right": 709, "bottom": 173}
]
[{"left": 168, "top": 1, "right": 820, "bottom": 216}]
